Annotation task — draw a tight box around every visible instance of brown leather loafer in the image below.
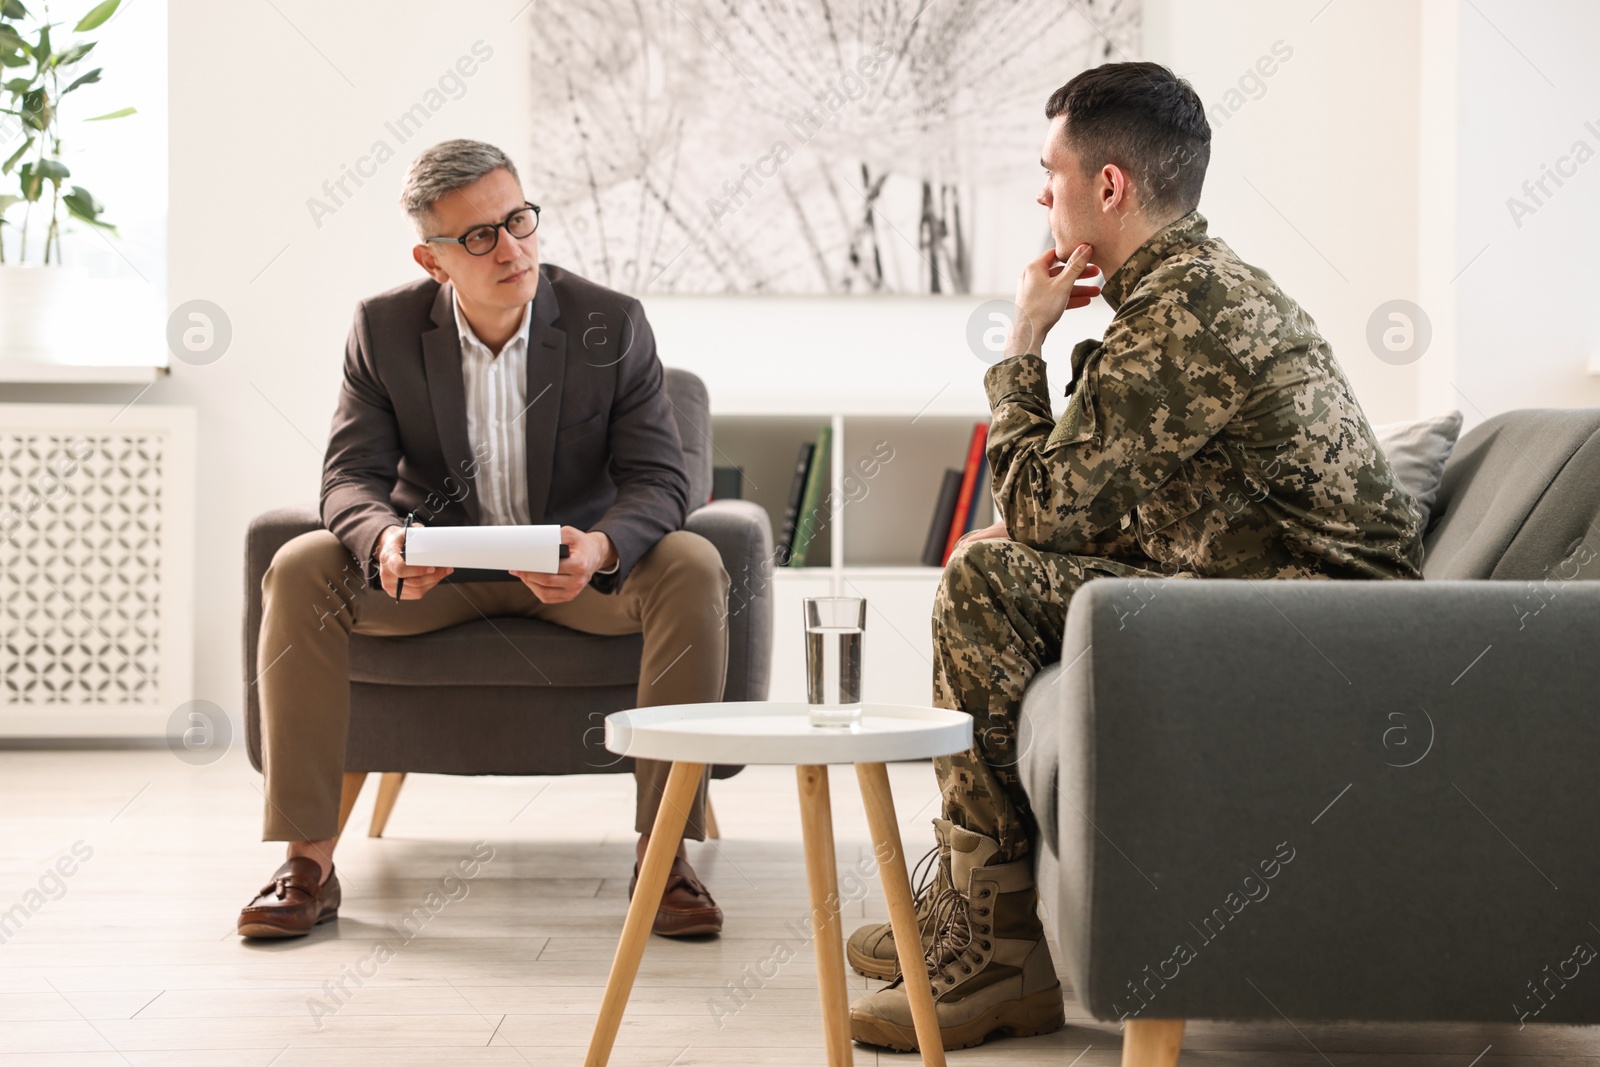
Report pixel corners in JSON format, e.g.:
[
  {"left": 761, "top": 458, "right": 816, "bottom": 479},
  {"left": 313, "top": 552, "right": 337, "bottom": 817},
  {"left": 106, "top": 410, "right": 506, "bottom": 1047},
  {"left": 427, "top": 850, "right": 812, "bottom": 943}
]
[
  {"left": 238, "top": 857, "right": 341, "bottom": 938},
  {"left": 630, "top": 856, "right": 722, "bottom": 937}
]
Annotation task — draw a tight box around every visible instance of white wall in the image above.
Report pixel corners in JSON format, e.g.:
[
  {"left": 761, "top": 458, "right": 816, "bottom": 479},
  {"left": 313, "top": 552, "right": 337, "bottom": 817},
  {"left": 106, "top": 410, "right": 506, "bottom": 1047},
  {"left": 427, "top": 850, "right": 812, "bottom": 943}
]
[
  {"left": 1416, "top": 0, "right": 1462, "bottom": 421},
  {"left": 1449, "top": 0, "right": 1600, "bottom": 421},
  {"left": 1144, "top": 0, "right": 1425, "bottom": 425},
  {"left": 18, "top": 0, "right": 1596, "bottom": 731}
]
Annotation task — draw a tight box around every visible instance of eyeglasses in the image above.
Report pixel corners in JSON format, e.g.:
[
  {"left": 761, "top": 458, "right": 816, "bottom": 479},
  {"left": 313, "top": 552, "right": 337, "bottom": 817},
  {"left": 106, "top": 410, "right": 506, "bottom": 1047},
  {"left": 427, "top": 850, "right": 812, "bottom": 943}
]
[{"left": 424, "top": 202, "right": 540, "bottom": 256}]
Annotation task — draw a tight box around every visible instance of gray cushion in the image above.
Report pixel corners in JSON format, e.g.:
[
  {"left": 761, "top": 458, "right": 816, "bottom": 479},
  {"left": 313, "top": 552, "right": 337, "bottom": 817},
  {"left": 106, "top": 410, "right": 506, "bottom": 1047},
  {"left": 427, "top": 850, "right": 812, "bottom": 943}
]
[
  {"left": 1424, "top": 408, "right": 1600, "bottom": 580},
  {"left": 350, "top": 619, "right": 642, "bottom": 687},
  {"left": 664, "top": 367, "right": 713, "bottom": 510},
  {"left": 1372, "top": 411, "right": 1462, "bottom": 530}
]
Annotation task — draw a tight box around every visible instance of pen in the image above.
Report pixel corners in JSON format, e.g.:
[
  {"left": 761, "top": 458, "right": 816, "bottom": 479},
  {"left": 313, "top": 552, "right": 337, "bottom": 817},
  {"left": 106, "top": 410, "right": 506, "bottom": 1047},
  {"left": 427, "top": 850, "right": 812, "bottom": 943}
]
[{"left": 393, "top": 510, "right": 416, "bottom": 601}]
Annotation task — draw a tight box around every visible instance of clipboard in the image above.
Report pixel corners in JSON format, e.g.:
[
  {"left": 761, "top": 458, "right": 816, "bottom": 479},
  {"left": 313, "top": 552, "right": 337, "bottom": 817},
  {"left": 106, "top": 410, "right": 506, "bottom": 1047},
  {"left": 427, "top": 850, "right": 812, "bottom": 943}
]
[{"left": 396, "top": 516, "right": 570, "bottom": 595}]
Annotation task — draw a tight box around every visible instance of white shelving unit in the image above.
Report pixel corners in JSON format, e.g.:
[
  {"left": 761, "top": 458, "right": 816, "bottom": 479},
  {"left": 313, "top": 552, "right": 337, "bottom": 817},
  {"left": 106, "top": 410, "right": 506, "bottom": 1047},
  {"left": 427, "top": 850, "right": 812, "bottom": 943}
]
[{"left": 712, "top": 410, "right": 994, "bottom": 708}]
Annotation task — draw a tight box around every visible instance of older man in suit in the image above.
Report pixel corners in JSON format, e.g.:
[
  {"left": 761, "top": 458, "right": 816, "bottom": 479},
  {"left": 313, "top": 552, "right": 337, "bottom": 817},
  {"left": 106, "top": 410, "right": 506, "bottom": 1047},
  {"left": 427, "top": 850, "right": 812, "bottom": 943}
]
[{"left": 238, "top": 139, "right": 730, "bottom": 940}]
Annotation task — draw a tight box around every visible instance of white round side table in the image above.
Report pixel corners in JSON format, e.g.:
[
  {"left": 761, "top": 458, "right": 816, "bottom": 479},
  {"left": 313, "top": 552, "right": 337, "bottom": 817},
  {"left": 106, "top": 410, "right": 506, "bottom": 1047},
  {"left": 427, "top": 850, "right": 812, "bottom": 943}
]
[{"left": 582, "top": 701, "right": 973, "bottom": 1067}]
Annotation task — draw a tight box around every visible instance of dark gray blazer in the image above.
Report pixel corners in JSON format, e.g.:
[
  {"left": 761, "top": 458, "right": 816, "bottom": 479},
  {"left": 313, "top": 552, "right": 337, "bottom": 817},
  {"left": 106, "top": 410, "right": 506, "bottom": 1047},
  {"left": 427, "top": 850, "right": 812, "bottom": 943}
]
[{"left": 320, "top": 263, "right": 690, "bottom": 594}]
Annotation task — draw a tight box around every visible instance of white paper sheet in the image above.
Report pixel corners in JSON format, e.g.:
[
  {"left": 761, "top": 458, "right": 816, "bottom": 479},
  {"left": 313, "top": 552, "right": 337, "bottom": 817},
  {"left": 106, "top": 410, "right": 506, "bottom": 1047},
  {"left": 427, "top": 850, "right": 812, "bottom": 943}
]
[{"left": 404, "top": 524, "right": 563, "bottom": 573}]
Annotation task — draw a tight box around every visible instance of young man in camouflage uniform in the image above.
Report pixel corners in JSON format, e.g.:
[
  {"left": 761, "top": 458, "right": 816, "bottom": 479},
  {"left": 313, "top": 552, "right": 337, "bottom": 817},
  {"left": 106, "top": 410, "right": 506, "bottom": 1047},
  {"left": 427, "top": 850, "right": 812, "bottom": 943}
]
[{"left": 847, "top": 61, "right": 1423, "bottom": 1052}]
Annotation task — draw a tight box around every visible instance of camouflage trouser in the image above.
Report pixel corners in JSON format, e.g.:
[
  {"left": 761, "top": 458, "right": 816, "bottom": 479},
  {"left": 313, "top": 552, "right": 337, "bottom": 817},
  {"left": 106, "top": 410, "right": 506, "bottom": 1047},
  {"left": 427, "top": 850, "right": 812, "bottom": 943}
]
[{"left": 933, "top": 537, "right": 1178, "bottom": 864}]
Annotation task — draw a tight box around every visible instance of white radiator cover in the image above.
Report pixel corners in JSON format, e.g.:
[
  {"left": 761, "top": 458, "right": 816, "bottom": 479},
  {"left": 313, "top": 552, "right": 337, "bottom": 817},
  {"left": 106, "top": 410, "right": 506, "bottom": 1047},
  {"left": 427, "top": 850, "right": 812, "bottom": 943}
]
[{"left": 0, "top": 404, "right": 196, "bottom": 737}]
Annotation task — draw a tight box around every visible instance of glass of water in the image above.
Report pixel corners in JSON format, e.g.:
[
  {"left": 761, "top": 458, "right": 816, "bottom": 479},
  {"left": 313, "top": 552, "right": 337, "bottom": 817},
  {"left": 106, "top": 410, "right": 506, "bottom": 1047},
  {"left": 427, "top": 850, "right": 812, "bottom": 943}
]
[{"left": 804, "top": 596, "right": 866, "bottom": 728}]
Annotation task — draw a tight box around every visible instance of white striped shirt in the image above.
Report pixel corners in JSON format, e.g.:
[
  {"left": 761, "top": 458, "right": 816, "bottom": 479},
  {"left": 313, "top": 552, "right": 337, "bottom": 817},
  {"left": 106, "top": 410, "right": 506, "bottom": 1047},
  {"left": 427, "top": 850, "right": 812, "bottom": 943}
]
[
  {"left": 455, "top": 291, "right": 533, "bottom": 527},
  {"left": 453, "top": 290, "right": 619, "bottom": 575}
]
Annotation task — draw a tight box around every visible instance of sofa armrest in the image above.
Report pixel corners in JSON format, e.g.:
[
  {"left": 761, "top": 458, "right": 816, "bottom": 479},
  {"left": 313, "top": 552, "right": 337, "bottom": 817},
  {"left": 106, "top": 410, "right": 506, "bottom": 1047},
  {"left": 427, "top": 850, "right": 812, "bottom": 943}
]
[
  {"left": 243, "top": 503, "right": 323, "bottom": 770},
  {"left": 1041, "top": 577, "right": 1600, "bottom": 1026},
  {"left": 685, "top": 499, "right": 774, "bottom": 702}
]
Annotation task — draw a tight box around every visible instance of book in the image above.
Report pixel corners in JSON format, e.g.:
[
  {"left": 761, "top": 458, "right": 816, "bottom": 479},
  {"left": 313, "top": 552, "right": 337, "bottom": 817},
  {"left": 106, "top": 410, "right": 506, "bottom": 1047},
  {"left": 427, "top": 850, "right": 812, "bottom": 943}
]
[
  {"left": 788, "top": 424, "right": 832, "bottom": 567},
  {"left": 776, "top": 441, "right": 814, "bottom": 566},
  {"left": 962, "top": 454, "right": 989, "bottom": 534},
  {"left": 711, "top": 465, "right": 743, "bottom": 501},
  {"left": 922, "top": 469, "right": 964, "bottom": 566},
  {"left": 942, "top": 422, "right": 990, "bottom": 565}
]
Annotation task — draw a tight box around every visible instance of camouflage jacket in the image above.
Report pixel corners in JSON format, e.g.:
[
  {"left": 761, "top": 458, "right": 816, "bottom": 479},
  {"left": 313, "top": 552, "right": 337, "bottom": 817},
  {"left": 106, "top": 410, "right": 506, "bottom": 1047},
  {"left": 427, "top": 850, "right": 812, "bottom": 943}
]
[{"left": 983, "top": 211, "right": 1423, "bottom": 581}]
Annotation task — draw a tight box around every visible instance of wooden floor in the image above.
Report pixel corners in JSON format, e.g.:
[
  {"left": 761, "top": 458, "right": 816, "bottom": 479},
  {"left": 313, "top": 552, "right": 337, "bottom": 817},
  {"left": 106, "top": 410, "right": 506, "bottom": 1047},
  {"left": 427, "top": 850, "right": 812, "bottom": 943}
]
[{"left": 0, "top": 748, "right": 1596, "bottom": 1066}]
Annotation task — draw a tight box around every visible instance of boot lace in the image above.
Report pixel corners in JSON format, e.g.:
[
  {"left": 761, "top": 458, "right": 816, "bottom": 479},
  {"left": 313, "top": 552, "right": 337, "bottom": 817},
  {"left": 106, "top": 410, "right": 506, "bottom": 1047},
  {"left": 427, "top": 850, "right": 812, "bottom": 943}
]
[
  {"left": 915, "top": 879, "right": 994, "bottom": 988},
  {"left": 908, "top": 844, "right": 941, "bottom": 921}
]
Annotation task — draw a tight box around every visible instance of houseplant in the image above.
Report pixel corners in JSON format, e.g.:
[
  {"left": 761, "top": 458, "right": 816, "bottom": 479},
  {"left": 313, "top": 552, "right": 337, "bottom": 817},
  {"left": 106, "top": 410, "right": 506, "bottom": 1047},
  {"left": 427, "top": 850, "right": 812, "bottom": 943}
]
[
  {"left": 0, "top": 0, "right": 132, "bottom": 260},
  {"left": 0, "top": 0, "right": 137, "bottom": 364}
]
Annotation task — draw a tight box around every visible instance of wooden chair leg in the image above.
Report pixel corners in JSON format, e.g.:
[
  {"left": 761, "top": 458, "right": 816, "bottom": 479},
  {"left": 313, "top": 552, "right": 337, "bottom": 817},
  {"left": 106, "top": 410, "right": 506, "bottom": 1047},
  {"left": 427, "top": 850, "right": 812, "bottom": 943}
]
[
  {"left": 1122, "top": 1018, "right": 1185, "bottom": 1067},
  {"left": 336, "top": 772, "right": 367, "bottom": 838},
  {"left": 704, "top": 793, "right": 721, "bottom": 839},
  {"left": 369, "top": 772, "right": 407, "bottom": 838}
]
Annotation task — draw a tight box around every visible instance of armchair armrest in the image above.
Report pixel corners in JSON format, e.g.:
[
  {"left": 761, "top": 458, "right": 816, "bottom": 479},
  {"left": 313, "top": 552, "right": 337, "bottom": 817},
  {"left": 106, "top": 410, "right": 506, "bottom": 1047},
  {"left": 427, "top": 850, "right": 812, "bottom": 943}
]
[
  {"left": 243, "top": 503, "right": 323, "bottom": 769},
  {"left": 685, "top": 499, "right": 774, "bottom": 702},
  {"left": 1040, "top": 577, "right": 1600, "bottom": 1025}
]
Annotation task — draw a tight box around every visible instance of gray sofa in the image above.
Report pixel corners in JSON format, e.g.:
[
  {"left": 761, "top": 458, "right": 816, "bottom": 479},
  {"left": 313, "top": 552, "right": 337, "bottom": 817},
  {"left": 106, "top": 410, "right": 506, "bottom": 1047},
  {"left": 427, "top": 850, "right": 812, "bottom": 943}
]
[
  {"left": 243, "top": 367, "right": 772, "bottom": 785},
  {"left": 1019, "top": 409, "right": 1600, "bottom": 1063}
]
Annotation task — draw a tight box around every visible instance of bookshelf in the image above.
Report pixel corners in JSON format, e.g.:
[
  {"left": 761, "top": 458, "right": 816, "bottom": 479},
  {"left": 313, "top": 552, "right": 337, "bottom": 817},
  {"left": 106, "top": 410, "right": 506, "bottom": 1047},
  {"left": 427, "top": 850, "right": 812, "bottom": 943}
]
[{"left": 711, "top": 411, "right": 994, "bottom": 708}]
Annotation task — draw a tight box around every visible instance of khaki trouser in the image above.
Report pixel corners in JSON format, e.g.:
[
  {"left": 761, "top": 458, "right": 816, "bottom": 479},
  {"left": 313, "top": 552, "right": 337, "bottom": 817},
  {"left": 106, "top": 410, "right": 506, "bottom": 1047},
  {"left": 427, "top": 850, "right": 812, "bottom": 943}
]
[{"left": 257, "top": 528, "right": 730, "bottom": 842}]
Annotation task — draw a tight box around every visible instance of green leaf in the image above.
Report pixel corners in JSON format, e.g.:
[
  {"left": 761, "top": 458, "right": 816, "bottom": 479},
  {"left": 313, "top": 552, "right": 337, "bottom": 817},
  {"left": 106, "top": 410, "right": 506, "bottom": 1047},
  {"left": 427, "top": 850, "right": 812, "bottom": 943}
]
[
  {"left": 84, "top": 104, "right": 132, "bottom": 120},
  {"left": 62, "top": 182, "right": 96, "bottom": 212},
  {"left": 73, "top": 0, "right": 119, "bottom": 32},
  {"left": 52, "top": 40, "right": 94, "bottom": 68},
  {"left": 62, "top": 65, "right": 99, "bottom": 92},
  {"left": 17, "top": 160, "right": 41, "bottom": 200},
  {"left": 34, "top": 157, "right": 67, "bottom": 183},
  {"left": 4, "top": 75, "right": 31, "bottom": 92},
  {"left": 0, "top": 24, "right": 25, "bottom": 49},
  {"left": 0, "top": 50, "right": 29, "bottom": 69},
  {"left": 32, "top": 23, "right": 47, "bottom": 65},
  {"left": 0, "top": 193, "right": 21, "bottom": 216},
  {"left": 1, "top": 133, "right": 30, "bottom": 173},
  {"left": 63, "top": 185, "right": 112, "bottom": 228},
  {"left": 19, "top": 84, "right": 47, "bottom": 129},
  {"left": 0, "top": 0, "right": 27, "bottom": 18}
]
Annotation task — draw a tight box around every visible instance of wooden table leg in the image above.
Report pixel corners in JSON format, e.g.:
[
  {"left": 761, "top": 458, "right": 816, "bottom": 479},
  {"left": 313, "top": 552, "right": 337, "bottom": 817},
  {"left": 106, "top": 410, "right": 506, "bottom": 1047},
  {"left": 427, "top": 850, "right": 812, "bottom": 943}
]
[
  {"left": 797, "top": 765, "right": 853, "bottom": 1067},
  {"left": 585, "top": 760, "right": 705, "bottom": 1067},
  {"left": 856, "top": 762, "right": 947, "bottom": 1066}
]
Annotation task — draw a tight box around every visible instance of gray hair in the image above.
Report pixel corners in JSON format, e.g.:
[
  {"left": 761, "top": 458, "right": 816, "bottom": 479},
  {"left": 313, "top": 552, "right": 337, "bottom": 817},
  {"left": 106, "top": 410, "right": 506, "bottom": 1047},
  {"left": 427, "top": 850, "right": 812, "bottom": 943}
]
[{"left": 399, "top": 139, "right": 520, "bottom": 237}]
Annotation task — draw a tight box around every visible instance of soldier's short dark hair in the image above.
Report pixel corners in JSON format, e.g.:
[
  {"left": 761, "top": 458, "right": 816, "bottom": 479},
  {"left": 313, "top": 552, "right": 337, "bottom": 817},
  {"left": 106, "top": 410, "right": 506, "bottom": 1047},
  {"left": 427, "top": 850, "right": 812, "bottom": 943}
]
[{"left": 1045, "top": 62, "right": 1211, "bottom": 219}]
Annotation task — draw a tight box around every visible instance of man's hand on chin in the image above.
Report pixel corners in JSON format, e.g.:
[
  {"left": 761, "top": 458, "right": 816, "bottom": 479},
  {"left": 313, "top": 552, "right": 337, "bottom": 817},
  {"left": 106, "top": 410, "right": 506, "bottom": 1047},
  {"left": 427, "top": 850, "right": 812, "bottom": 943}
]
[
  {"left": 510, "top": 526, "right": 616, "bottom": 603},
  {"left": 1005, "top": 243, "right": 1101, "bottom": 359}
]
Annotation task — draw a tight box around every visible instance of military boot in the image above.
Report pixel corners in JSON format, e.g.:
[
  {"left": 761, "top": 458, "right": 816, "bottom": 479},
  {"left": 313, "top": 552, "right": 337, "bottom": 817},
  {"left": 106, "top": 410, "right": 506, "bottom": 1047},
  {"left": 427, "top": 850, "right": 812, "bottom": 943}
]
[
  {"left": 848, "top": 824, "right": 1065, "bottom": 1051},
  {"left": 846, "top": 818, "right": 952, "bottom": 980}
]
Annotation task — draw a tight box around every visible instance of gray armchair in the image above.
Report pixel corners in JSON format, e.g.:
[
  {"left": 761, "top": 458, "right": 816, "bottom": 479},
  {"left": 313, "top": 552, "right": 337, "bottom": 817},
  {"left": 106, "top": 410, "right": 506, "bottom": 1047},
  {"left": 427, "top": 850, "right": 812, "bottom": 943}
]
[
  {"left": 242, "top": 367, "right": 772, "bottom": 835},
  {"left": 1020, "top": 409, "right": 1600, "bottom": 1065}
]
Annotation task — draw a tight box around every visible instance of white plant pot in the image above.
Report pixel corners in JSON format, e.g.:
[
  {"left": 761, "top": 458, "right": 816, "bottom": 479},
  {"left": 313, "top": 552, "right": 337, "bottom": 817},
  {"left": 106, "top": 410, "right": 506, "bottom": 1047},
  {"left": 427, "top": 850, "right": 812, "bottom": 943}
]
[{"left": 0, "top": 264, "right": 154, "bottom": 365}]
